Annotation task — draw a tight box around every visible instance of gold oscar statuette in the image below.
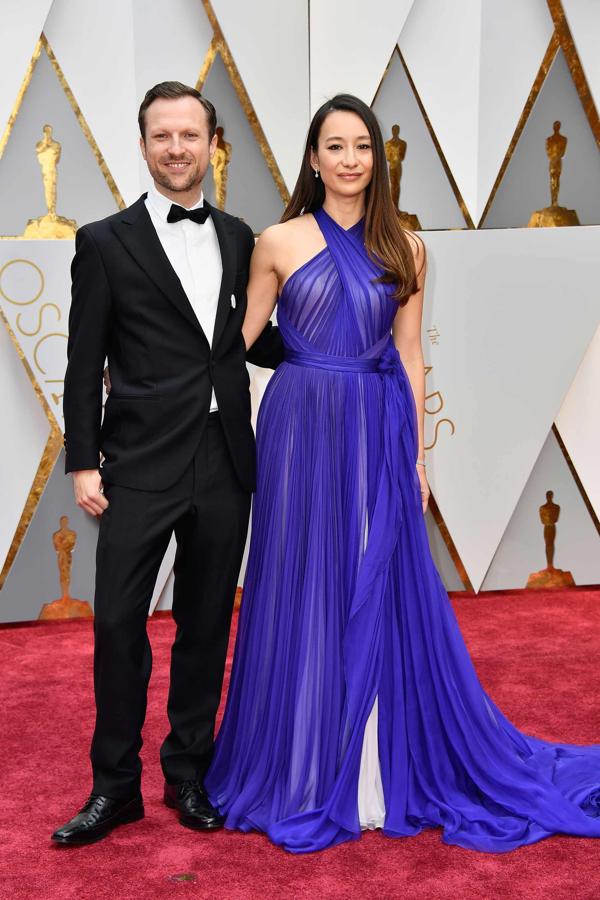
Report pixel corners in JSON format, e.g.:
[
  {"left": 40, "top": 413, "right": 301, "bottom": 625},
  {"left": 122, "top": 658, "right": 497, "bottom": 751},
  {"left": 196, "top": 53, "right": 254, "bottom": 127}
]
[
  {"left": 526, "top": 491, "right": 575, "bottom": 589},
  {"left": 385, "top": 124, "right": 421, "bottom": 231},
  {"left": 22, "top": 125, "right": 78, "bottom": 239},
  {"left": 210, "top": 125, "right": 232, "bottom": 211},
  {"left": 39, "top": 516, "right": 93, "bottom": 619},
  {"left": 528, "top": 121, "right": 580, "bottom": 228}
]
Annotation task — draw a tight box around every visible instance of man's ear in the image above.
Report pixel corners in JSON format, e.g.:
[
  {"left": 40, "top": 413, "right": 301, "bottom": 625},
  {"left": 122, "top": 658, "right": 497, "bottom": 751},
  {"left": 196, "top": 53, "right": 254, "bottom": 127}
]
[
  {"left": 209, "top": 133, "right": 218, "bottom": 161},
  {"left": 139, "top": 136, "right": 147, "bottom": 160}
]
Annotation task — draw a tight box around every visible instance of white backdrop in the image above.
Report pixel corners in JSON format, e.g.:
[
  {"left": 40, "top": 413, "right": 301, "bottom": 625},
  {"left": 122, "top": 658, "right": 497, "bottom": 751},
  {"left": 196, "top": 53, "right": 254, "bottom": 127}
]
[{"left": 0, "top": 0, "right": 599, "bottom": 621}]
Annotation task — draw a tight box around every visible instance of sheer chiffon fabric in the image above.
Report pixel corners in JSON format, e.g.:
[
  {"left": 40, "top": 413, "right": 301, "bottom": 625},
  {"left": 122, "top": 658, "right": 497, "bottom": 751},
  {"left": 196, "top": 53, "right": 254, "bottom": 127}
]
[{"left": 206, "top": 208, "right": 600, "bottom": 853}]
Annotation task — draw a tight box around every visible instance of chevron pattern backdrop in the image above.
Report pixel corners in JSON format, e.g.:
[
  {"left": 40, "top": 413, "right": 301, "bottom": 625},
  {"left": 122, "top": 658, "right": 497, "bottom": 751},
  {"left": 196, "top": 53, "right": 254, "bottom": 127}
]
[{"left": 0, "top": 0, "right": 599, "bottom": 621}]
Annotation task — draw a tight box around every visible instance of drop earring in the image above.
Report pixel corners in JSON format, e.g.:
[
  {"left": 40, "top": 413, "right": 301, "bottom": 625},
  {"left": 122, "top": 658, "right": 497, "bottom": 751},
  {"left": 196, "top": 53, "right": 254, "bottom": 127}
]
[{"left": 314, "top": 168, "right": 320, "bottom": 179}]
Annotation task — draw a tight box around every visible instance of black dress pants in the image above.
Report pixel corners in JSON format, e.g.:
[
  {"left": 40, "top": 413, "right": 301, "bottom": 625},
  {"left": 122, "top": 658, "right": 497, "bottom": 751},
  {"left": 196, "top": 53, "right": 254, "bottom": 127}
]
[{"left": 91, "top": 414, "right": 251, "bottom": 799}]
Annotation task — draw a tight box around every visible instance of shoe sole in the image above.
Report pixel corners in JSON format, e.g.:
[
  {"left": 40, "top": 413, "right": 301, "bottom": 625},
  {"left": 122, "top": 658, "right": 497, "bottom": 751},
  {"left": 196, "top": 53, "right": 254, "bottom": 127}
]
[
  {"left": 51, "top": 806, "right": 145, "bottom": 845},
  {"left": 164, "top": 796, "right": 224, "bottom": 831},
  {"left": 178, "top": 816, "right": 224, "bottom": 832}
]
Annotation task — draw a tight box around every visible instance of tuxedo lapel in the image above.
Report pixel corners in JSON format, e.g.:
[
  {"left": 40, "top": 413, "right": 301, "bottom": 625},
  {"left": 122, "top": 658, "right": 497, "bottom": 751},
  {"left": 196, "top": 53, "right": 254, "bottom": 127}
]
[
  {"left": 208, "top": 202, "right": 237, "bottom": 351},
  {"left": 111, "top": 195, "right": 210, "bottom": 345}
]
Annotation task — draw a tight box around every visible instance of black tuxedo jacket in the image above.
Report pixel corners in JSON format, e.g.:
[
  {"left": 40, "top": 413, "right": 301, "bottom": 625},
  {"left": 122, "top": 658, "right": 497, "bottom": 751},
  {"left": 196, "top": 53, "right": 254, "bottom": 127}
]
[{"left": 63, "top": 195, "right": 283, "bottom": 492}]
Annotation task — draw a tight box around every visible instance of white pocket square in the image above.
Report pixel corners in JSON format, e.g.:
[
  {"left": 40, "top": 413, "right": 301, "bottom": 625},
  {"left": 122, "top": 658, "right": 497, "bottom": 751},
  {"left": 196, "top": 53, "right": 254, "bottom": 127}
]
[{"left": 231, "top": 294, "right": 236, "bottom": 309}]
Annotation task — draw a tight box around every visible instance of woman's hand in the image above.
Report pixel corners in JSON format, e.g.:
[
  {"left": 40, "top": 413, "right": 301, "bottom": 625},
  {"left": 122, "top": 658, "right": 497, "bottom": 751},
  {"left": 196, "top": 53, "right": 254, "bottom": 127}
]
[
  {"left": 103, "top": 365, "right": 111, "bottom": 394},
  {"left": 417, "top": 464, "right": 430, "bottom": 514}
]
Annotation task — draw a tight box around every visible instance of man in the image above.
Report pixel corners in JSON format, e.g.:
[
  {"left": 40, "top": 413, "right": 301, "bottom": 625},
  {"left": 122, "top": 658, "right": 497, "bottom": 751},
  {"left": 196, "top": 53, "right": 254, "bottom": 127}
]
[{"left": 52, "top": 82, "right": 283, "bottom": 845}]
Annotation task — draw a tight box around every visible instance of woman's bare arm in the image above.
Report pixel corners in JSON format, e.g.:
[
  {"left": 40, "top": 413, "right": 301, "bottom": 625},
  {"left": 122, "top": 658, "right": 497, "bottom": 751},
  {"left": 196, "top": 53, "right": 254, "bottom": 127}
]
[{"left": 243, "top": 227, "right": 280, "bottom": 351}]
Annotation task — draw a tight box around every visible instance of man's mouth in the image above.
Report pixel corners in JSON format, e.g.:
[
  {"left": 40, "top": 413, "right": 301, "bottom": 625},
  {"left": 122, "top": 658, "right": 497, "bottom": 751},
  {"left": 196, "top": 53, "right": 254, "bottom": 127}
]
[{"left": 163, "top": 161, "right": 191, "bottom": 170}]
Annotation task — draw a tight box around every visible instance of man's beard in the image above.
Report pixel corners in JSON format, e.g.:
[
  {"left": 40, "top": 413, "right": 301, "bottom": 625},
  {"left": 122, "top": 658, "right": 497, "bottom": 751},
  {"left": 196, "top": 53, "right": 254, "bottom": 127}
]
[{"left": 149, "top": 158, "right": 203, "bottom": 194}]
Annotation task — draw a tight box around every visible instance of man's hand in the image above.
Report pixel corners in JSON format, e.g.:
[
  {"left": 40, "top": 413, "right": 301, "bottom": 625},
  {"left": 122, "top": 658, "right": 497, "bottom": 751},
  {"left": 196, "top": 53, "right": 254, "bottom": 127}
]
[{"left": 73, "top": 469, "right": 108, "bottom": 517}]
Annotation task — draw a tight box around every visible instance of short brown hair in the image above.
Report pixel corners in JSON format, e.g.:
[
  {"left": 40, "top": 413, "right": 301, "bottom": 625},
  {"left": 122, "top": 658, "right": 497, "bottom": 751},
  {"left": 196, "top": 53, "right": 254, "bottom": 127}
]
[{"left": 138, "top": 81, "right": 217, "bottom": 140}]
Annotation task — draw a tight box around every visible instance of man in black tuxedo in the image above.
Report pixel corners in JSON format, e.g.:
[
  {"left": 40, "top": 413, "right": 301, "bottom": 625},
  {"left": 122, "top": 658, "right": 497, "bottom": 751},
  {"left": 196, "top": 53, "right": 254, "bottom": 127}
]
[{"left": 52, "top": 82, "right": 282, "bottom": 845}]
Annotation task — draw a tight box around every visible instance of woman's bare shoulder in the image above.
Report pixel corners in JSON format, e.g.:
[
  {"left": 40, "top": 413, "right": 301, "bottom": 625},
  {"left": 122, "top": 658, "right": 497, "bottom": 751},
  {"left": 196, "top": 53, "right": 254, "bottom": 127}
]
[
  {"left": 403, "top": 228, "right": 426, "bottom": 275},
  {"left": 255, "top": 217, "right": 319, "bottom": 274},
  {"left": 259, "top": 215, "right": 315, "bottom": 246},
  {"left": 403, "top": 228, "right": 425, "bottom": 257}
]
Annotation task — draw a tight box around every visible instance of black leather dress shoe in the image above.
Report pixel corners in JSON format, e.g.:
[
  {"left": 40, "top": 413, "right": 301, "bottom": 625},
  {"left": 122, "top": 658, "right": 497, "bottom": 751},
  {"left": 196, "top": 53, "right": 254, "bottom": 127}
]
[
  {"left": 51, "top": 794, "right": 144, "bottom": 845},
  {"left": 164, "top": 780, "right": 224, "bottom": 831}
]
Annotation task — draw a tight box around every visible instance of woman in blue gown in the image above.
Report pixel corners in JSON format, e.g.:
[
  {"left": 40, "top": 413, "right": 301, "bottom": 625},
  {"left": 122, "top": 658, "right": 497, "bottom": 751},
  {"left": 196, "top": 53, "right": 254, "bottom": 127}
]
[{"left": 205, "top": 95, "right": 600, "bottom": 854}]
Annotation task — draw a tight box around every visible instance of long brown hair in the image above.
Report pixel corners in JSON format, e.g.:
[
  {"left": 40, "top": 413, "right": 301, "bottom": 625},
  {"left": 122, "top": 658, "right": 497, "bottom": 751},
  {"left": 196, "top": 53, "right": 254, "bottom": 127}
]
[{"left": 282, "top": 94, "right": 418, "bottom": 305}]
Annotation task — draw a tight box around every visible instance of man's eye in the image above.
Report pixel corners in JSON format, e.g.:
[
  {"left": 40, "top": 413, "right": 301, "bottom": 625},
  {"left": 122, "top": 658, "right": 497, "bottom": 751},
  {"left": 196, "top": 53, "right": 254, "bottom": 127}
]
[{"left": 185, "top": 133, "right": 198, "bottom": 139}]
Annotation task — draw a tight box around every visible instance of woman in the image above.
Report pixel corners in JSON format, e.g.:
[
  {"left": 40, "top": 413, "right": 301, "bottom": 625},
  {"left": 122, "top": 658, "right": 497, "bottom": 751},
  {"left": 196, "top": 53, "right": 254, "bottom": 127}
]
[{"left": 205, "top": 95, "right": 600, "bottom": 853}]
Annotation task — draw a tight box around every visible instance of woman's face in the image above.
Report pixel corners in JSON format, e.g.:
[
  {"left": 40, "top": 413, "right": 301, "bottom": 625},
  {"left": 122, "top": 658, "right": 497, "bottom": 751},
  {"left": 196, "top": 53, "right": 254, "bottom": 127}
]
[{"left": 311, "top": 110, "right": 374, "bottom": 200}]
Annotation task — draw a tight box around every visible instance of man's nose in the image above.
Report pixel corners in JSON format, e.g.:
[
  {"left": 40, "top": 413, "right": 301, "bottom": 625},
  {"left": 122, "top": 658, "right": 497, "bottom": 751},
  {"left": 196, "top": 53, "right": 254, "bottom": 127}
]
[{"left": 168, "top": 137, "right": 185, "bottom": 154}]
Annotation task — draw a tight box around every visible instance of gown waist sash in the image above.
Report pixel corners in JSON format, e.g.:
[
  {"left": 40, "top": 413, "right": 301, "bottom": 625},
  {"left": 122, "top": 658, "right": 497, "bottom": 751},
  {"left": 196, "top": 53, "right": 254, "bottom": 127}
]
[{"left": 285, "top": 349, "right": 382, "bottom": 374}]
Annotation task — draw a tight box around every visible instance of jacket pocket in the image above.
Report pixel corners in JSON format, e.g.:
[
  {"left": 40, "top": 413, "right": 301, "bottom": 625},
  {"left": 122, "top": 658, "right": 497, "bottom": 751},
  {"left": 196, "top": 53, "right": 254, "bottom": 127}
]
[{"left": 107, "top": 393, "right": 160, "bottom": 401}]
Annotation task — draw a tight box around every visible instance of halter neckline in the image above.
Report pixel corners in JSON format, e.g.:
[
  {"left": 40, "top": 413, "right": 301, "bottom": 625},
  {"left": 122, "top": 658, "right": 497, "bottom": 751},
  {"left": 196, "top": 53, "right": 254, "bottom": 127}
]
[{"left": 315, "top": 206, "right": 364, "bottom": 233}]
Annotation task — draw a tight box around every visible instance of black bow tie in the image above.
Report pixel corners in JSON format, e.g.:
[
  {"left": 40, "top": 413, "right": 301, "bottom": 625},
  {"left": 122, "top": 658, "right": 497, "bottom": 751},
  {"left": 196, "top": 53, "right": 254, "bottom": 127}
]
[{"left": 167, "top": 204, "right": 211, "bottom": 225}]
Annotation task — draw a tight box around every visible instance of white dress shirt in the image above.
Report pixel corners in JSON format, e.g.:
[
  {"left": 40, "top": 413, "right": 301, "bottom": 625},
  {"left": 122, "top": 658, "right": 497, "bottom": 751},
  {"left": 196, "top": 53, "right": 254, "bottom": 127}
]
[{"left": 145, "top": 182, "right": 222, "bottom": 412}]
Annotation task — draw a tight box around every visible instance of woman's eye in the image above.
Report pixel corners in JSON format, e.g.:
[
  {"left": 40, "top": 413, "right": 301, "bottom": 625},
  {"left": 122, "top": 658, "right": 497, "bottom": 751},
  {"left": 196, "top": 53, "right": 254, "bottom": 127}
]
[
  {"left": 327, "top": 144, "right": 342, "bottom": 151},
  {"left": 357, "top": 144, "right": 371, "bottom": 150}
]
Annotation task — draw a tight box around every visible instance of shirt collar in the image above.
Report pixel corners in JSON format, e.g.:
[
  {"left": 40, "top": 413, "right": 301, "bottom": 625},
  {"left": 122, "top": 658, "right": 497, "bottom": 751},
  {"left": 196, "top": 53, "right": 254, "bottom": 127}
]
[{"left": 147, "top": 181, "right": 205, "bottom": 222}]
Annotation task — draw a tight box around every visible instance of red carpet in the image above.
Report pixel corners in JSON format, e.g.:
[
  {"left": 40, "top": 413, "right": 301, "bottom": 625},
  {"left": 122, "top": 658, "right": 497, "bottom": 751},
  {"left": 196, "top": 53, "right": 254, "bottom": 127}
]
[{"left": 1, "top": 588, "right": 599, "bottom": 899}]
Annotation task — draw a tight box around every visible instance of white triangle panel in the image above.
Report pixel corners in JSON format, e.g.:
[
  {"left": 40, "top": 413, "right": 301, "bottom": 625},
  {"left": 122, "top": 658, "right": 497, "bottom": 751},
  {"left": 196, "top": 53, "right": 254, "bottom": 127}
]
[
  {"left": 310, "top": 0, "right": 414, "bottom": 114},
  {"left": 212, "top": 0, "right": 309, "bottom": 193},
  {"left": 481, "top": 429, "right": 600, "bottom": 590},
  {"left": 132, "top": 0, "right": 213, "bottom": 97},
  {"left": 0, "top": 47, "right": 119, "bottom": 237},
  {"left": 372, "top": 49, "right": 466, "bottom": 230},
  {"left": 0, "top": 0, "right": 53, "bottom": 152},
  {"left": 0, "top": 319, "right": 50, "bottom": 577},
  {"left": 478, "top": 0, "right": 554, "bottom": 225},
  {"left": 562, "top": 0, "right": 600, "bottom": 115},
  {"left": 149, "top": 535, "right": 177, "bottom": 615},
  {"left": 399, "top": 0, "right": 481, "bottom": 221},
  {"left": 0, "top": 251, "right": 52, "bottom": 574},
  {"left": 555, "top": 324, "right": 600, "bottom": 523},
  {"left": 422, "top": 226, "right": 600, "bottom": 592},
  {"left": 201, "top": 53, "right": 284, "bottom": 231},
  {"left": 400, "top": 0, "right": 554, "bottom": 224},
  {"left": 424, "top": 510, "right": 464, "bottom": 593},
  {"left": 132, "top": 0, "right": 214, "bottom": 197},
  {"left": 155, "top": 568, "right": 175, "bottom": 613},
  {"left": 0, "top": 450, "right": 101, "bottom": 624},
  {"left": 0, "top": 242, "right": 74, "bottom": 427},
  {"left": 482, "top": 49, "right": 600, "bottom": 228},
  {"left": 45, "top": 0, "right": 140, "bottom": 205}
]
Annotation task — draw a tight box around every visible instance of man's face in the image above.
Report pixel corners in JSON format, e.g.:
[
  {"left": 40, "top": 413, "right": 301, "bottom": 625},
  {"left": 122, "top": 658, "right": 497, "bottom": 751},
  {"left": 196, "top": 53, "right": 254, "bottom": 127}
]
[{"left": 140, "top": 96, "right": 216, "bottom": 197}]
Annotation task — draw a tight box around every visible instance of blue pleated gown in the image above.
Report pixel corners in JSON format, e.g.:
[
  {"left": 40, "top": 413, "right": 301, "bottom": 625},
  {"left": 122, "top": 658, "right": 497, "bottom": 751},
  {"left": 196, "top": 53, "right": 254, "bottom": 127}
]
[{"left": 206, "top": 208, "right": 600, "bottom": 853}]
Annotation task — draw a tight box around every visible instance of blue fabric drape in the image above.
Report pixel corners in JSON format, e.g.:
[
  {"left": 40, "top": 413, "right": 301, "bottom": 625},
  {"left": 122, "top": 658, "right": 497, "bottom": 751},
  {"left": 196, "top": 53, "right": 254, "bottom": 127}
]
[{"left": 206, "top": 207, "right": 600, "bottom": 853}]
